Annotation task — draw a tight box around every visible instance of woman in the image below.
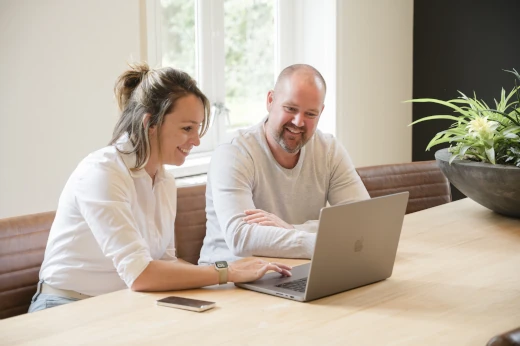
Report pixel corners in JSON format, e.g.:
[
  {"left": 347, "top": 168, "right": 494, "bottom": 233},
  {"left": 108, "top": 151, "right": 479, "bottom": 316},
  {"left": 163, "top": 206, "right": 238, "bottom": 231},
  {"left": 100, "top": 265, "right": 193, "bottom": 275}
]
[{"left": 29, "top": 63, "right": 291, "bottom": 313}]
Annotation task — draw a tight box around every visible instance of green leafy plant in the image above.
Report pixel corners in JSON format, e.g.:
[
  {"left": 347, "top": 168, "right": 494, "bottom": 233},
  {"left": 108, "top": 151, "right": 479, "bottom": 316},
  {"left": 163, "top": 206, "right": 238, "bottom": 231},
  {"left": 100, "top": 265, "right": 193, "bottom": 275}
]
[{"left": 408, "top": 69, "right": 520, "bottom": 166}]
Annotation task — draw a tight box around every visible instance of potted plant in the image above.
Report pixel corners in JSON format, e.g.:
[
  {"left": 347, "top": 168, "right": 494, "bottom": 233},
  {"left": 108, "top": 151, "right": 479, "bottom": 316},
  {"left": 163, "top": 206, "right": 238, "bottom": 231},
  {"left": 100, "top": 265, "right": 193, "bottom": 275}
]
[{"left": 408, "top": 69, "right": 520, "bottom": 218}]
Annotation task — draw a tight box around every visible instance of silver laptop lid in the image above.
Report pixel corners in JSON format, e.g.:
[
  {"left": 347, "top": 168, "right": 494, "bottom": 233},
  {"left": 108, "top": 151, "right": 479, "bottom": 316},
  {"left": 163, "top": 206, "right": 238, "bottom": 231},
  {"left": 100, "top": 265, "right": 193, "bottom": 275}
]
[{"left": 304, "top": 192, "right": 409, "bottom": 301}]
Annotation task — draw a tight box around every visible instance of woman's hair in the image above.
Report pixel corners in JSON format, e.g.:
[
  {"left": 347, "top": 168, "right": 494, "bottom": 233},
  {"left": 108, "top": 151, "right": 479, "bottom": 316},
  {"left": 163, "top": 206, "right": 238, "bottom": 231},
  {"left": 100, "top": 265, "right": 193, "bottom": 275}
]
[{"left": 110, "top": 62, "right": 210, "bottom": 170}]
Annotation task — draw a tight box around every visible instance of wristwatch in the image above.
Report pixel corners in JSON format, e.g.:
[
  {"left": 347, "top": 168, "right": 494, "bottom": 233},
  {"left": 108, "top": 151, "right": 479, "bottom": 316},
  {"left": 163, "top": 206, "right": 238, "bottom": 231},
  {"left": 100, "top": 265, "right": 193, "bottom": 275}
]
[{"left": 214, "top": 261, "right": 228, "bottom": 285}]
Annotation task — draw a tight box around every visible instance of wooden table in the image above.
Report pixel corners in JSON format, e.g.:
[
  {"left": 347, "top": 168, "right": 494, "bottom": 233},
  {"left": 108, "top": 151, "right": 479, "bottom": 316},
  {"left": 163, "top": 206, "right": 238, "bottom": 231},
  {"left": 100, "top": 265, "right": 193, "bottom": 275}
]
[{"left": 1, "top": 198, "right": 519, "bottom": 345}]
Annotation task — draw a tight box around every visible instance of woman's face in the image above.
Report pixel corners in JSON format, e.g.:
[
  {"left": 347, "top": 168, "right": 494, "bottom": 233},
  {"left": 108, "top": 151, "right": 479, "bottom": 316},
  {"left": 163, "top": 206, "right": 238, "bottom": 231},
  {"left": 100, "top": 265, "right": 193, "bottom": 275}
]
[{"left": 150, "top": 94, "right": 205, "bottom": 166}]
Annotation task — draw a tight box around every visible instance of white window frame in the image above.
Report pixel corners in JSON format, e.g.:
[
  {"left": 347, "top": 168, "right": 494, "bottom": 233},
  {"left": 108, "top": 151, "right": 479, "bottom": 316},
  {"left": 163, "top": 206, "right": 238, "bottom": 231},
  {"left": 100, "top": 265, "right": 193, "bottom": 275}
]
[
  {"left": 145, "top": 0, "right": 282, "bottom": 178},
  {"left": 145, "top": 0, "right": 336, "bottom": 178}
]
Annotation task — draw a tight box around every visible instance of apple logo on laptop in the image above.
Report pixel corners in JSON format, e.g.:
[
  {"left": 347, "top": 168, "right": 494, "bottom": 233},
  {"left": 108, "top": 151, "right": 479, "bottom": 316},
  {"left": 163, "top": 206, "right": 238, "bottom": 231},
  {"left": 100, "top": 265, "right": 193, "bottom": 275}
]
[{"left": 354, "top": 237, "right": 364, "bottom": 252}]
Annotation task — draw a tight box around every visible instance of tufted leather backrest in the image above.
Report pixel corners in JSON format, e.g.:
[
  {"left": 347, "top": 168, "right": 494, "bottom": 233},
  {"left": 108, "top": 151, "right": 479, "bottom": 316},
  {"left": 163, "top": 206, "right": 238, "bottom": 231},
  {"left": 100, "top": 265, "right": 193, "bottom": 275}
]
[
  {"left": 170, "top": 161, "right": 452, "bottom": 267},
  {"left": 0, "top": 160, "right": 450, "bottom": 319},
  {"left": 0, "top": 185, "right": 210, "bottom": 320},
  {"left": 174, "top": 184, "right": 207, "bottom": 265},
  {"left": 0, "top": 211, "right": 55, "bottom": 319},
  {"left": 356, "top": 160, "right": 451, "bottom": 214}
]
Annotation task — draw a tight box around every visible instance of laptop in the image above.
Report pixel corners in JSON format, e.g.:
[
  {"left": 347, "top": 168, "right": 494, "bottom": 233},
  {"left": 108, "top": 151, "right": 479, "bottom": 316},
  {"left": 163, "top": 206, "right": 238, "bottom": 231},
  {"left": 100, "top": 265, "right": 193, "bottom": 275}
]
[{"left": 235, "top": 192, "right": 409, "bottom": 302}]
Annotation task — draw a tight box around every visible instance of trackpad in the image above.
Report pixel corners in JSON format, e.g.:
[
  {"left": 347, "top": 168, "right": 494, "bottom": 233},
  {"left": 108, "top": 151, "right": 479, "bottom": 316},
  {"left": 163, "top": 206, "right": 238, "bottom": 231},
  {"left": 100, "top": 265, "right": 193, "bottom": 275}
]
[{"left": 254, "top": 263, "right": 310, "bottom": 284}]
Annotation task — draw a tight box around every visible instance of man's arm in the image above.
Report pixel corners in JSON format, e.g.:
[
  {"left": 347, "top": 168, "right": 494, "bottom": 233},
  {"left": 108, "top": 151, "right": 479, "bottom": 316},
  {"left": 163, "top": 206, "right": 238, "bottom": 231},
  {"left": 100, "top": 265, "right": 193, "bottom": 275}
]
[
  {"left": 210, "top": 144, "right": 315, "bottom": 259},
  {"left": 263, "top": 140, "right": 369, "bottom": 235},
  {"left": 243, "top": 209, "right": 319, "bottom": 234},
  {"left": 327, "top": 140, "right": 370, "bottom": 205}
]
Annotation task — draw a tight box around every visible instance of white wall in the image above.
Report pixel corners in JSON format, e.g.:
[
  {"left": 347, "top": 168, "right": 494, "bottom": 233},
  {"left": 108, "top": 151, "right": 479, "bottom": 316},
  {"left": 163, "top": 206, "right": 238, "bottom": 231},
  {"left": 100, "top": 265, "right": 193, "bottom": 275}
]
[
  {"left": 336, "top": 0, "right": 413, "bottom": 167},
  {"left": 0, "top": 0, "right": 142, "bottom": 218},
  {"left": 0, "top": 0, "right": 413, "bottom": 218},
  {"left": 277, "top": 0, "right": 337, "bottom": 135}
]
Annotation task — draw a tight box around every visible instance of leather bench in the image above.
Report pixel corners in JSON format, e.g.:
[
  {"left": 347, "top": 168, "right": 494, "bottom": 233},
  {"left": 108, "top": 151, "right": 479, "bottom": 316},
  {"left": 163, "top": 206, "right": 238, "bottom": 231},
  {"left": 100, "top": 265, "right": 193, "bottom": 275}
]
[{"left": 0, "top": 160, "right": 450, "bottom": 319}]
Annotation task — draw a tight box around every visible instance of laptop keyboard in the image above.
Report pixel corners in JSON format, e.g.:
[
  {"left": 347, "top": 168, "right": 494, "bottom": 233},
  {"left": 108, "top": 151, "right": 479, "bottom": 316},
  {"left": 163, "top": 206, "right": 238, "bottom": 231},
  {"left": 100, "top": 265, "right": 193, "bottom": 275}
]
[{"left": 275, "top": 277, "right": 308, "bottom": 293}]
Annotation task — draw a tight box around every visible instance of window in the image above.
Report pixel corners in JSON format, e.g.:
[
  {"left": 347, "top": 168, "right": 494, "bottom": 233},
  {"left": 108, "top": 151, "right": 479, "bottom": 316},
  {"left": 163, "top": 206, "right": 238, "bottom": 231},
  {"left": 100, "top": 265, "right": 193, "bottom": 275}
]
[
  {"left": 223, "top": 0, "right": 275, "bottom": 131},
  {"left": 147, "top": 0, "right": 337, "bottom": 177},
  {"left": 151, "top": 0, "right": 276, "bottom": 162},
  {"left": 159, "top": 1, "right": 197, "bottom": 79}
]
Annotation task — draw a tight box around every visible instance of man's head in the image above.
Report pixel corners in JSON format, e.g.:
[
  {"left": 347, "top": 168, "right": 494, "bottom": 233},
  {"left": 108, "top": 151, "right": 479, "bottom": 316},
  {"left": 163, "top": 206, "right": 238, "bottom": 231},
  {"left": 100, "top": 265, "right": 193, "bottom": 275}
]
[{"left": 265, "top": 64, "right": 326, "bottom": 154}]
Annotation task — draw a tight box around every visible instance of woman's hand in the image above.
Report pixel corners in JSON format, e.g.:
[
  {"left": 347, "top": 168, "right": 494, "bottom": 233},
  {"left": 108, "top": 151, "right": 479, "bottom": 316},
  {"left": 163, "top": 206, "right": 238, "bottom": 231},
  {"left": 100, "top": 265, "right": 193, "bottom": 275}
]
[{"left": 228, "top": 258, "right": 292, "bottom": 283}]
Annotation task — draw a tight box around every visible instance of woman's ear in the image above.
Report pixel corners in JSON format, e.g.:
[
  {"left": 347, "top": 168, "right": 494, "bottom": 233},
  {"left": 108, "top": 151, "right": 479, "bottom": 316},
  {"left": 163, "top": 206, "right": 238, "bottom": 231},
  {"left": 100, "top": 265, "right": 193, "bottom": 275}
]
[{"left": 143, "top": 113, "right": 157, "bottom": 135}]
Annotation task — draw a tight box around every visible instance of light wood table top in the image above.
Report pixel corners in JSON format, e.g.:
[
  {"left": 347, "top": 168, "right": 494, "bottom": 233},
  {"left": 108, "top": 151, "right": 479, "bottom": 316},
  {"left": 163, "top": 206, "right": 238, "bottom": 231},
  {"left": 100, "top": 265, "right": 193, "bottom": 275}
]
[{"left": 1, "top": 198, "right": 519, "bottom": 345}]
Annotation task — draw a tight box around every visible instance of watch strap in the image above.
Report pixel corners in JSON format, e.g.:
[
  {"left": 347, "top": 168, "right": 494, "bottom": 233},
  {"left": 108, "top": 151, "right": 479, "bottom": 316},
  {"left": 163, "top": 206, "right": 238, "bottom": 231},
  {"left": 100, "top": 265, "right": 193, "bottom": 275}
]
[
  {"left": 218, "top": 267, "right": 228, "bottom": 285},
  {"left": 214, "top": 261, "right": 228, "bottom": 285}
]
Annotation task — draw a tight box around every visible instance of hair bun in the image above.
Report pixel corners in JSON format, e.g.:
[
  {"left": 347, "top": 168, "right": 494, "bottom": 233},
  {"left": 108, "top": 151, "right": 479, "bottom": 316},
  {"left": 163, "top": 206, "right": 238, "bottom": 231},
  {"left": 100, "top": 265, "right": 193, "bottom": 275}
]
[{"left": 114, "top": 62, "right": 151, "bottom": 111}]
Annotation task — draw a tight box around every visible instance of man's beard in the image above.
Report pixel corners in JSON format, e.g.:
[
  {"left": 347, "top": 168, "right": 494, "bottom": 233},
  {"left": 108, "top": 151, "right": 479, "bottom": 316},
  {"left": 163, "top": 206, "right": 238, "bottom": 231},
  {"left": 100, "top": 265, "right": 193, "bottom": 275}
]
[{"left": 273, "top": 123, "right": 308, "bottom": 154}]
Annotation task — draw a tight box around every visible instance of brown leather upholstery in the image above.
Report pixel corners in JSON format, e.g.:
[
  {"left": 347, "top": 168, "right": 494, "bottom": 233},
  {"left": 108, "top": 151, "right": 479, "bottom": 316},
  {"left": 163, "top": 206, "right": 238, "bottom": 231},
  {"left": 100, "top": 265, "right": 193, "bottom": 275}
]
[
  {"left": 0, "top": 160, "right": 450, "bottom": 319},
  {"left": 0, "top": 185, "right": 209, "bottom": 320},
  {"left": 356, "top": 160, "right": 451, "bottom": 214},
  {"left": 170, "top": 160, "right": 452, "bottom": 266},
  {"left": 0, "top": 211, "right": 55, "bottom": 319},
  {"left": 174, "top": 184, "right": 207, "bottom": 265},
  {"left": 488, "top": 327, "right": 520, "bottom": 346}
]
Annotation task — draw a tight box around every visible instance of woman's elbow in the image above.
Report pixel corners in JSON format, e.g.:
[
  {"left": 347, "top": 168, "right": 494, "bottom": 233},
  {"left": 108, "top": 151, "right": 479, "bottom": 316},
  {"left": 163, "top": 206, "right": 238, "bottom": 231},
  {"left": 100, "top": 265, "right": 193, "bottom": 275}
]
[
  {"left": 130, "top": 277, "right": 150, "bottom": 292},
  {"left": 129, "top": 262, "right": 154, "bottom": 292}
]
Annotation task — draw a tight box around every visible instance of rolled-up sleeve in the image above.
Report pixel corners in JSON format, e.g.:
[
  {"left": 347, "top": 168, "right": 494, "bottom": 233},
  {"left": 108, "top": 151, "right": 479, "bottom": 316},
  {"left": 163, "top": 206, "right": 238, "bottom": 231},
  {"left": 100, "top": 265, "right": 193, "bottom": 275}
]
[{"left": 74, "top": 164, "right": 153, "bottom": 288}]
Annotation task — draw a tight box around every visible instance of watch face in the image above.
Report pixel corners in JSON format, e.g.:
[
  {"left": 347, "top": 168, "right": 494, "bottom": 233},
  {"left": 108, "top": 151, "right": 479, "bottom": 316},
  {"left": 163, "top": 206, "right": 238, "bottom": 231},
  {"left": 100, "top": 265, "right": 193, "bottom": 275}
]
[{"left": 215, "top": 261, "right": 228, "bottom": 269}]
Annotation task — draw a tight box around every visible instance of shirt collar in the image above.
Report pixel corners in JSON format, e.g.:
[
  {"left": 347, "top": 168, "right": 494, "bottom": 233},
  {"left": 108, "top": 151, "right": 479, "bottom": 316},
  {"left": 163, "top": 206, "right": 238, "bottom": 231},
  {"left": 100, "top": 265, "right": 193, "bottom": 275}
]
[{"left": 115, "top": 134, "right": 167, "bottom": 183}]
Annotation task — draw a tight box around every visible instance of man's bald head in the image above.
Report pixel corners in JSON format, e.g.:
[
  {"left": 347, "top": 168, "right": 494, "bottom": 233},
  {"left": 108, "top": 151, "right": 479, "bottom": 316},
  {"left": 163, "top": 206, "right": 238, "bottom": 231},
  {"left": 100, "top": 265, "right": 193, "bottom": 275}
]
[
  {"left": 265, "top": 64, "right": 326, "bottom": 160},
  {"left": 273, "top": 64, "right": 327, "bottom": 97}
]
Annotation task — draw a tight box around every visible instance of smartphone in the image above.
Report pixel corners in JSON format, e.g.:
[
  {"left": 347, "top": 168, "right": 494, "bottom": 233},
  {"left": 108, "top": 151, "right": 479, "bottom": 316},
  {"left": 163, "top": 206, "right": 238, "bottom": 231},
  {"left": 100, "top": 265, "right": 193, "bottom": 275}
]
[{"left": 156, "top": 296, "right": 216, "bottom": 312}]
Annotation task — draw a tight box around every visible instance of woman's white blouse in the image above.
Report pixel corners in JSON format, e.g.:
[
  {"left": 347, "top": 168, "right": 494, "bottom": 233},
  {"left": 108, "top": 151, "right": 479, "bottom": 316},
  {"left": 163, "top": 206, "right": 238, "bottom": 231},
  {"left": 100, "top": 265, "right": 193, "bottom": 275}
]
[{"left": 39, "top": 138, "right": 177, "bottom": 296}]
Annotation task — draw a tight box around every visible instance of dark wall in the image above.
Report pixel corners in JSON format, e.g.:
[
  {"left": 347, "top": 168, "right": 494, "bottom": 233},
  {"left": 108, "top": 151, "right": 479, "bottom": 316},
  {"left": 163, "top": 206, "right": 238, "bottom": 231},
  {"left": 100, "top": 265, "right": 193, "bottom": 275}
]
[{"left": 413, "top": 0, "right": 520, "bottom": 200}]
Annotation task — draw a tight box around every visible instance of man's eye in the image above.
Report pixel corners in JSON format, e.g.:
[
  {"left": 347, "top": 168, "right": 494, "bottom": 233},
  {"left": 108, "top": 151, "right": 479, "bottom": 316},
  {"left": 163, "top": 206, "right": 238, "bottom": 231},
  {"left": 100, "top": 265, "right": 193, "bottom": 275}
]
[
  {"left": 183, "top": 127, "right": 193, "bottom": 132},
  {"left": 307, "top": 113, "right": 318, "bottom": 117},
  {"left": 284, "top": 106, "right": 297, "bottom": 112}
]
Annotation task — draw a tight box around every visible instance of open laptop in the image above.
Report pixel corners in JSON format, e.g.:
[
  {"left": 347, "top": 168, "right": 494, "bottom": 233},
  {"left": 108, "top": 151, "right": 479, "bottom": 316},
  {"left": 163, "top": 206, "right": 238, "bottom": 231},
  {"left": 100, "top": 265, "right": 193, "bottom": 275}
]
[{"left": 235, "top": 192, "right": 409, "bottom": 302}]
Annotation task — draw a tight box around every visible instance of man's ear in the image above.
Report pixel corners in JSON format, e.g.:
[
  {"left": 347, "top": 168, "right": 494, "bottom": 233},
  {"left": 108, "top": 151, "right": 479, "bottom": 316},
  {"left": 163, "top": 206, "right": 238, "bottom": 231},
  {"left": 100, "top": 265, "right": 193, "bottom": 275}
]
[
  {"left": 142, "top": 113, "right": 156, "bottom": 134},
  {"left": 266, "top": 90, "right": 275, "bottom": 112}
]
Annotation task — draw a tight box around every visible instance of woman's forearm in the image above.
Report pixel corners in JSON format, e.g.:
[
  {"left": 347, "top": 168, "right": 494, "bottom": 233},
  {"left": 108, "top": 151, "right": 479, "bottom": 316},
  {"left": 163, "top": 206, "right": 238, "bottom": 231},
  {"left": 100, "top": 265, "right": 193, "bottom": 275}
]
[{"left": 131, "top": 260, "right": 218, "bottom": 292}]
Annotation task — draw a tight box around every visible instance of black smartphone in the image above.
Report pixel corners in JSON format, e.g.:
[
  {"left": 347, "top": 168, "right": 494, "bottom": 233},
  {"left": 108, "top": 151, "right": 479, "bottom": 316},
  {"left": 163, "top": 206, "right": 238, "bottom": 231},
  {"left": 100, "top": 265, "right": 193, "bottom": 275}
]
[{"left": 156, "top": 296, "right": 216, "bottom": 312}]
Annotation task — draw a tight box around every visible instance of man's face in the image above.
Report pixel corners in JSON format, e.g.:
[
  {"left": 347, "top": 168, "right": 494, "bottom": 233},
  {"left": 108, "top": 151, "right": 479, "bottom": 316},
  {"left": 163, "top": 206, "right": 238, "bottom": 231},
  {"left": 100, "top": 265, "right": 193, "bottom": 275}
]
[{"left": 265, "top": 75, "right": 325, "bottom": 153}]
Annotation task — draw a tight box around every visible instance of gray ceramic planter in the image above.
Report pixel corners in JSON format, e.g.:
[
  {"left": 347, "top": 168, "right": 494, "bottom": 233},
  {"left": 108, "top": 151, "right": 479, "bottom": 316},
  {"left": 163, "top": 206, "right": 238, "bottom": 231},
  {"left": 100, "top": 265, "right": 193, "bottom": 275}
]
[{"left": 435, "top": 148, "right": 520, "bottom": 218}]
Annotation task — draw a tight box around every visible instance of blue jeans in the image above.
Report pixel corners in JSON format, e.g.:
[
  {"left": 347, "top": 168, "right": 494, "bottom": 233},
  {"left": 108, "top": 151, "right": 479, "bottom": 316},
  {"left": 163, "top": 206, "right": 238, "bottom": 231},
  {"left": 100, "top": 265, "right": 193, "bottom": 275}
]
[{"left": 28, "top": 280, "right": 79, "bottom": 313}]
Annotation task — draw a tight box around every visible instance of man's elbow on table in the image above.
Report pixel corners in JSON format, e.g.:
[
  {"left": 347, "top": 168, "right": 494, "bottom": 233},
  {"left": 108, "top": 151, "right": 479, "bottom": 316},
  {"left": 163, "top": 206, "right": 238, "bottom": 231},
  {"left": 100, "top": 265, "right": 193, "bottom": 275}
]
[{"left": 225, "top": 224, "right": 255, "bottom": 258}]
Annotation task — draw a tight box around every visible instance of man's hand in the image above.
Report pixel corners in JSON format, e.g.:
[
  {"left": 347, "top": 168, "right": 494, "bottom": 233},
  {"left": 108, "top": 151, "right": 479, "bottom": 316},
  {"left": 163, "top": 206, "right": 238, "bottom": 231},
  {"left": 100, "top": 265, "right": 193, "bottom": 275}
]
[
  {"left": 228, "top": 258, "right": 292, "bottom": 283},
  {"left": 243, "top": 209, "right": 295, "bottom": 229}
]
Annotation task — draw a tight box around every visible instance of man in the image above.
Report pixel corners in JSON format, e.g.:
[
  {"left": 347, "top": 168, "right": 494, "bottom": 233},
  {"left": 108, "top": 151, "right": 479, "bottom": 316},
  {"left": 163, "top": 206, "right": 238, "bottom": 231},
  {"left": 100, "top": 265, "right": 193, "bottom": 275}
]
[{"left": 198, "top": 64, "right": 369, "bottom": 265}]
